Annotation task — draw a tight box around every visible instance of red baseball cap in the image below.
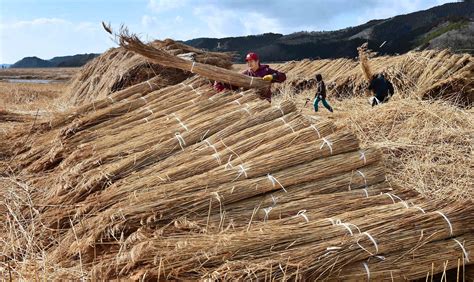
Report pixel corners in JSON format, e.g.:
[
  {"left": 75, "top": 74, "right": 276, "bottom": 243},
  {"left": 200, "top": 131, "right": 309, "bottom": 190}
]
[{"left": 245, "top": 52, "right": 259, "bottom": 62}]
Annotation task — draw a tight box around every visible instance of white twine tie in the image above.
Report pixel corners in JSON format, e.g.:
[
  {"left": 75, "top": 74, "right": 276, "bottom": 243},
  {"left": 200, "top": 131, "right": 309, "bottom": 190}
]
[
  {"left": 267, "top": 173, "right": 287, "bottom": 193},
  {"left": 357, "top": 232, "right": 379, "bottom": 255},
  {"left": 204, "top": 140, "right": 221, "bottom": 164},
  {"left": 173, "top": 113, "right": 189, "bottom": 131},
  {"left": 108, "top": 96, "right": 115, "bottom": 103},
  {"left": 263, "top": 207, "right": 272, "bottom": 222},
  {"left": 362, "top": 262, "right": 370, "bottom": 280},
  {"left": 436, "top": 211, "right": 453, "bottom": 236},
  {"left": 241, "top": 106, "right": 251, "bottom": 115},
  {"left": 362, "top": 188, "right": 369, "bottom": 198},
  {"left": 190, "top": 61, "right": 196, "bottom": 73},
  {"left": 359, "top": 150, "right": 367, "bottom": 164},
  {"left": 175, "top": 132, "right": 186, "bottom": 150},
  {"left": 140, "top": 96, "right": 147, "bottom": 103},
  {"left": 146, "top": 81, "right": 153, "bottom": 90},
  {"left": 356, "top": 170, "right": 368, "bottom": 188},
  {"left": 310, "top": 124, "right": 321, "bottom": 138},
  {"left": 271, "top": 194, "right": 277, "bottom": 205},
  {"left": 413, "top": 206, "right": 426, "bottom": 214},
  {"left": 384, "top": 193, "right": 396, "bottom": 204},
  {"left": 250, "top": 76, "right": 254, "bottom": 86},
  {"left": 453, "top": 239, "right": 470, "bottom": 263},
  {"left": 233, "top": 100, "right": 241, "bottom": 105},
  {"left": 319, "top": 137, "right": 333, "bottom": 154},
  {"left": 294, "top": 210, "right": 309, "bottom": 222},
  {"left": 391, "top": 193, "right": 409, "bottom": 208},
  {"left": 142, "top": 117, "right": 149, "bottom": 123},
  {"left": 233, "top": 164, "right": 248, "bottom": 181},
  {"left": 279, "top": 117, "right": 295, "bottom": 133},
  {"left": 277, "top": 106, "right": 285, "bottom": 116},
  {"left": 224, "top": 155, "right": 233, "bottom": 170}
]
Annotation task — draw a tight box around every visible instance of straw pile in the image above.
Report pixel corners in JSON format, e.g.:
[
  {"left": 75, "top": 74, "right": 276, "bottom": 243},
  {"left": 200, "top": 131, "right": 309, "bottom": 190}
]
[
  {"left": 278, "top": 48, "right": 473, "bottom": 106},
  {"left": 67, "top": 37, "right": 233, "bottom": 105},
  {"left": 1, "top": 35, "right": 472, "bottom": 280},
  {"left": 0, "top": 109, "right": 36, "bottom": 123}
]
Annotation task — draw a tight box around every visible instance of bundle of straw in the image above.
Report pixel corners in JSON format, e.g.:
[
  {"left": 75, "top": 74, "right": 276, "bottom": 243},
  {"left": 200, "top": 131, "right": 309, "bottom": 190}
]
[{"left": 118, "top": 30, "right": 271, "bottom": 91}]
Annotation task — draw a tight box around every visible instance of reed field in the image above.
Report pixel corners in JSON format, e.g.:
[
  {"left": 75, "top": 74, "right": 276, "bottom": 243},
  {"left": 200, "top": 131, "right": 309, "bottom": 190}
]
[
  {"left": 0, "top": 67, "right": 78, "bottom": 81},
  {"left": 0, "top": 33, "right": 472, "bottom": 280}
]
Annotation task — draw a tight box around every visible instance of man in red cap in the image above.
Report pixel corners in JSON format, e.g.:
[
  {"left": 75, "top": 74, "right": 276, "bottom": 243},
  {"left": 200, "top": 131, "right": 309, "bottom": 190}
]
[{"left": 213, "top": 52, "right": 286, "bottom": 101}]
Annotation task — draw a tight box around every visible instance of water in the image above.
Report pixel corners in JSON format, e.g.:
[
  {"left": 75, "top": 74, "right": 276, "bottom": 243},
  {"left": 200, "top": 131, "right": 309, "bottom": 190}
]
[{"left": 5, "top": 79, "right": 57, "bottom": 84}]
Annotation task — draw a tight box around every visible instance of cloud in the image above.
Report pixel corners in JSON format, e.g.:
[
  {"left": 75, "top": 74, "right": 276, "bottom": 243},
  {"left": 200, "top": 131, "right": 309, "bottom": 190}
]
[
  {"left": 147, "top": 0, "right": 188, "bottom": 13},
  {"left": 0, "top": 18, "right": 69, "bottom": 29},
  {"left": 204, "top": 0, "right": 453, "bottom": 31},
  {"left": 141, "top": 15, "right": 158, "bottom": 28},
  {"left": 193, "top": 5, "right": 284, "bottom": 37},
  {"left": 174, "top": 16, "right": 183, "bottom": 23}
]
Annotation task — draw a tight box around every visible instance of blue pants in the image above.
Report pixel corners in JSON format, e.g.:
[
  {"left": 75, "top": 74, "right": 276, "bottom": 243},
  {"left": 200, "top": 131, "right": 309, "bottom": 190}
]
[{"left": 314, "top": 97, "right": 333, "bottom": 112}]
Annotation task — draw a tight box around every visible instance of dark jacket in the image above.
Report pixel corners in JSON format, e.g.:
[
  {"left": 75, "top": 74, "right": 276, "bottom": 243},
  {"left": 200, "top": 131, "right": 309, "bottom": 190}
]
[
  {"left": 368, "top": 76, "right": 394, "bottom": 101},
  {"left": 214, "top": 64, "right": 286, "bottom": 101},
  {"left": 315, "top": 81, "right": 327, "bottom": 99}
]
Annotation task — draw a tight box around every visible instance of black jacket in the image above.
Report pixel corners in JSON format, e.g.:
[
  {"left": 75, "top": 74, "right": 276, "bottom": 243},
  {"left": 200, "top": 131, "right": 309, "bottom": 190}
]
[
  {"left": 369, "top": 77, "right": 394, "bottom": 101},
  {"left": 315, "top": 81, "right": 326, "bottom": 99}
]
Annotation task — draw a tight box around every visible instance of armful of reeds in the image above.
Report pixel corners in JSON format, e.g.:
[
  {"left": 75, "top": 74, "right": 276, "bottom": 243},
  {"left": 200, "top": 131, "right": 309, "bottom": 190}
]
[{"left": 105, "top": 25, "right": 271, "bottom": 91}]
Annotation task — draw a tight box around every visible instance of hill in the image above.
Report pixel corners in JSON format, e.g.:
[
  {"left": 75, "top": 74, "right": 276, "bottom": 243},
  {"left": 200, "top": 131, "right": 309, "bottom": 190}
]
[
  {"left": 185, "top": 2, "right": 474, "bottom": 61},
  {"left": 11, "top": 53, "right": 100, "bottom": 68},
  {"left": 10, "top": 56, "right": 55, "bottom": 68}
]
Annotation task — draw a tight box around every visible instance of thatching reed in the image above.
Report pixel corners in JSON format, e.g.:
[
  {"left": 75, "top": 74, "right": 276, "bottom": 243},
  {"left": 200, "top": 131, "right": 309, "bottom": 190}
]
[
  {"left": 0, "top": 109, "right": 36, "bottom": 123},
  {"left": 321, "top": 97, "right": 473, "bottom": 201},
  {"left": 118, "top": 30, "right": 271, "bottom": 91},
  {"left": 278, "top": 47, "right": 473, "bottom": 106},
  {"left": 335, "top": 233, "right": 474, "bottom": 280},
  {"left": 1, "top": 34, "right": 472, "bottom": 281},
  {"left": 357, "top": 42, "right": 373, "bottom": 82},
  {"left": 67, "top": 36, "right": 233, "bottom": 105}
]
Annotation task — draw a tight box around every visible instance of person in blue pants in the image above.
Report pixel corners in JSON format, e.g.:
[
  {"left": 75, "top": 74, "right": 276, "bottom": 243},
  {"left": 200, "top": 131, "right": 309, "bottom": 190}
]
[{"left": 313, "top": 74, "right": 333, "bottom": 112}]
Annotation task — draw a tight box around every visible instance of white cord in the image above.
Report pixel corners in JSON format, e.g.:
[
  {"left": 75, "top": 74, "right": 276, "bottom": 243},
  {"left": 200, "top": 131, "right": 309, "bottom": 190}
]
[
  {"left": 267, "top": 173, "right": 287, "bottom": 193},
  {"left": 320, "top": 137, "right": 333, "bottom": 154}
]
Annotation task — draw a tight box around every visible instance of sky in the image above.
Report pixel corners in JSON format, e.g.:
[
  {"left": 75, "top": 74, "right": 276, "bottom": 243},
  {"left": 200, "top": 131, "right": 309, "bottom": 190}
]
[{"left": 0, "top": 0, "right": 455, "bottom": 64}]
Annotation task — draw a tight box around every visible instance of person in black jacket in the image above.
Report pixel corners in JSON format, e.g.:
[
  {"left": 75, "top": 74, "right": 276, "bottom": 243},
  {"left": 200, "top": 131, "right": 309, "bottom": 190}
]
[
  {"left": 312, "top": 74, "right": 333, "bottom": 112},
  {"left": 368, "top": 73, "right": 394, "bottom": 106}
]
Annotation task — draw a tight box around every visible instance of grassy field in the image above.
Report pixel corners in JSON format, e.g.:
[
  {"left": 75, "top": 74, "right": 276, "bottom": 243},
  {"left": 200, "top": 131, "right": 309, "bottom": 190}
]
[
  {"left": 0, "top": 67, "right": 78, "bottom": 81},
  {"left": 0, "top": 81, "right": 68, "bottom": 111},
  {"left": 275, "top": 87, "right": 473, "bottom": 201}
]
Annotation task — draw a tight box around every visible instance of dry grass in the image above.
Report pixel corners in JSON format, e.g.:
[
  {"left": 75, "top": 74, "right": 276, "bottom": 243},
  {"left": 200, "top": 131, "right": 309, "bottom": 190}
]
[
  {"left": 0, "top": 81, "right": 68, "bottom": 111},
  {"left": 67, "top": 37, "right": 234, "bottom": 106},
  {"left": 0, "top": 40, "right": 472, "bottom": 280},
  {"left": 0, "top": 67, "right": 78, "bottom": 81},
  {"left": 288, "top": 95, "right": 473, "bottom": 201},
  {"left": 272, "top": 48, "right": 473, "bottom": 201}
]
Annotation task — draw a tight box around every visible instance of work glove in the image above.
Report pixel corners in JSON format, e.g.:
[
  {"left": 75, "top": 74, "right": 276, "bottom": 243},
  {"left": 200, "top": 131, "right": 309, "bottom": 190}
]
[{"left": 263, "top": 74, "right": 273, "bottom": 82}]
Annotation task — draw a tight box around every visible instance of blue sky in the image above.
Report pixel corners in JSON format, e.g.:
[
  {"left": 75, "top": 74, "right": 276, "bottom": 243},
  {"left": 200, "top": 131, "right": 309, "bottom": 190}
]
[{"left": 0, "top": 0, "right": 453, "bottom": 63}]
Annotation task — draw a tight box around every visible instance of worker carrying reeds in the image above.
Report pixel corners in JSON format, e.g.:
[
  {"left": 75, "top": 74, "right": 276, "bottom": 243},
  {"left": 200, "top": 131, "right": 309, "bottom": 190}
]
[
  {"left": 368, "top": 73, "right": 394, "bottom": 106},
  {"left": 214, "top": 52, "right": 286, "bottom": 101},
  {"left": 310, "top": 74, "right": 333, "bottom": 113}
]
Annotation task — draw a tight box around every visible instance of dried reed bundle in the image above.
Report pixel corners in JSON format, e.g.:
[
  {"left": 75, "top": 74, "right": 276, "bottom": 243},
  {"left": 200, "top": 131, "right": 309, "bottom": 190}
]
[
  {"left": 197, "top": 164, "right": 388, "bottom": 229},
  {"left": 67, "top": 35, "right": 233, "bottom": 105},
  {"left": 118, "top": 30, "right": 271, "bottom": 91},
  {"left": 0, "top": 109, "right": 36, "bottom": 123},
  {"left": 98, "top": 200, "right": 471, "bottom": 280},
  {"left": 279, "top": 48, "right": 473, "bottom": 106},
  {"left": 335, "top": 233, "right": 473, "bottom": 280},
  {"left": 357, "top": 43, "right": 373, "bottom": 83}
]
